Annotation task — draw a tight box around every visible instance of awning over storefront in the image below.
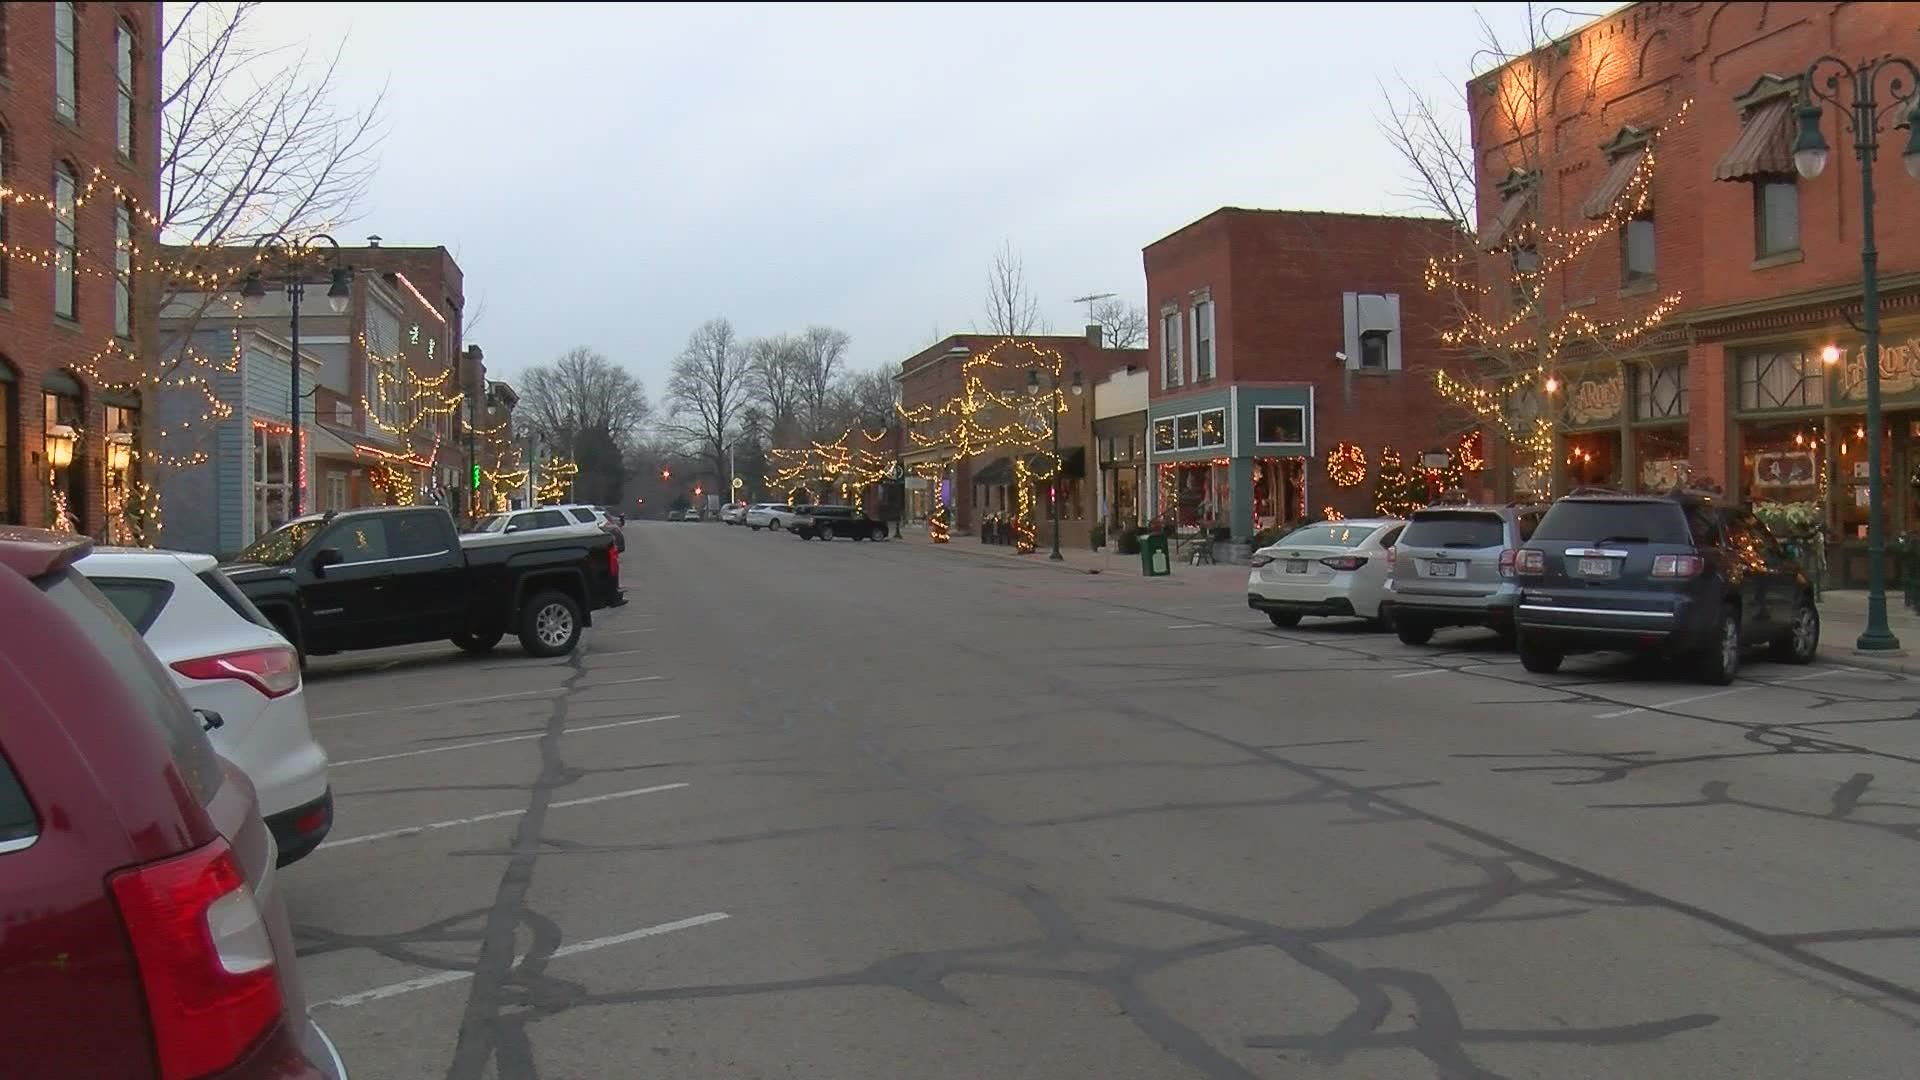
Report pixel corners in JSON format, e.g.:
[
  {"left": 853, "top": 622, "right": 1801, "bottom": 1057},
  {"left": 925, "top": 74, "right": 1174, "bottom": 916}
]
[
  {"left": 310, "top": 423, "right": 362, "bottom": 462},
  {"left": 1712, "top": 96, "right": 1795, "bottom": 181},
  {"left": 1581, "top": 142, "right": 1648, "bottom": 218}
]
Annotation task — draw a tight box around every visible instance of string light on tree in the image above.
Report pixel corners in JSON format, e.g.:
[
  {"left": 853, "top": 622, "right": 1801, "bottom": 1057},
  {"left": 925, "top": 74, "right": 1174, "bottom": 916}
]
[{"left": 1325, "top": 442, "right": 1368, "bottom": 488}]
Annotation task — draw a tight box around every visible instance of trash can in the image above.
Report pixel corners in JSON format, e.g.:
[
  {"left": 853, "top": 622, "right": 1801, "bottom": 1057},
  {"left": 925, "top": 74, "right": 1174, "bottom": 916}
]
[{"left": 1139, "top": 532, "right": 1171, "bottom": 577}]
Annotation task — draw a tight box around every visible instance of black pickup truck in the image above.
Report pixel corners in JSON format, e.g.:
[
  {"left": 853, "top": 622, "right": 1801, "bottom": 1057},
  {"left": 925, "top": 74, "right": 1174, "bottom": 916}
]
[{"left": 222, "top": 505, "right": 623, "bottom": 659}]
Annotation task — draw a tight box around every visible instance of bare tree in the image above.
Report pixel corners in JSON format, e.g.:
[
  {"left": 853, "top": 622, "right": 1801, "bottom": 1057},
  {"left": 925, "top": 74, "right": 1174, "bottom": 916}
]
[
  {"left": 516, "top": 347, "right": 652, "bottom": 450},
  {"left": 1089, "top": 297, "right": 1147, "bottom": 349},
  {"left": 980, "top": 240, "right": 1047, "bottom": 336},
  {"left": 666, "top": 318, "right": 751, "bottom": 487},
  {"left": 824, "top": 367, "right": 900, "bottom": 434},
  {"left": 746, "top": 334, "right": 807, "bottom": 444},
  {"left": 796, "top": 325, "right": 851, "bottom": 438}
]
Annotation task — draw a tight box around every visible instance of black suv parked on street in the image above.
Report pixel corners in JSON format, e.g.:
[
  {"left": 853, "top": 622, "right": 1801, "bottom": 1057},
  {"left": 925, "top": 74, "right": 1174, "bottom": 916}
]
[
  {"left": 1513, "top": 490, "right": 1819, "bottom": 684},
  {"left": 792, "top": 505, "right": 889, "bottom": 541}
]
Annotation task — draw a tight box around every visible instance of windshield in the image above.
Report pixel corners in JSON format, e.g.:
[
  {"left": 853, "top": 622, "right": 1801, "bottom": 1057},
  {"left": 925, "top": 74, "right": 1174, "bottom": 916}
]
[
  {"left": 233, "top": 518, "right": 326, "bottom": 564},
  {"left": 1400, "top": 511, "right": 1504, "bottom": 549},
  {"left": 1532, "top": 501, "right": 1691, "bottom": 544},
  {"left": 1269, "top": 523, "right": 1376, "bottom": 549}
]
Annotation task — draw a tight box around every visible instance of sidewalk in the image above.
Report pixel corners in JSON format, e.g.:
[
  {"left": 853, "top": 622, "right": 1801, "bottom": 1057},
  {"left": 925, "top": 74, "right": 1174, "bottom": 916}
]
[
  {"left": 1815, "top": 589, "right": 1920, "bottom": 675},
  {"left": 896, "top": 529, "right": 1249, "bottom": 588}
]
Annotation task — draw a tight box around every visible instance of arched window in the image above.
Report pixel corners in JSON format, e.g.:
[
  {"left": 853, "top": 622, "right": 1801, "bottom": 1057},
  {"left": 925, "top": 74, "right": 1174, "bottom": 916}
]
[
  {"left": 43, "top": 369, "right": 85, "bottom": 531},
  {"left": 54, "top": 163, "right": 77, "bottom": 319},
  {"left": 115, "top": 18, "right": 136, "bottom": 156}
]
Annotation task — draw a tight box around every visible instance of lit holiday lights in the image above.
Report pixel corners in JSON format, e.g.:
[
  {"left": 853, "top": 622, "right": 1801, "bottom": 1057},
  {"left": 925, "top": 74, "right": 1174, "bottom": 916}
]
[{"left": 1326, "top": 442, "right": 1368, "bottom": 488}]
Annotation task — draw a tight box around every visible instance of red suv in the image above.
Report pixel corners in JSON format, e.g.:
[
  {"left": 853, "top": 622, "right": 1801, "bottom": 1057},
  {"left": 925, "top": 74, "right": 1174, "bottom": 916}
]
[{"left": 0, "top": 528, "right": 346, "bottom": 1080}]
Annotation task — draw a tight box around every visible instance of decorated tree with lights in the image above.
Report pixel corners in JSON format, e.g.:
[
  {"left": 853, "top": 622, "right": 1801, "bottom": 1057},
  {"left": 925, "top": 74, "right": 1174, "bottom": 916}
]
[
  {"left": 1381, "top": 8, "right": 1690, "bottom": 497},
  {"left": 897, "top": 338, "right": 1068, "bottom": 553},
  {"left": 767, "top": 428, "right": 894, "bottom": 509}
]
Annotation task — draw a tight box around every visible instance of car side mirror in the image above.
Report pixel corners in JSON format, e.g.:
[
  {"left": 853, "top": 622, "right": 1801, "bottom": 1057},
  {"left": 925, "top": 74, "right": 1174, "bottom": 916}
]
[
  {"left": 505, "top": 522, "right": 523, "bottom": 533},
  {"left": 311, "top": 547, "right": 343, "bottom": 577},
  {"left": 194, "top": 708, "right": 224, "bottom": 733}
]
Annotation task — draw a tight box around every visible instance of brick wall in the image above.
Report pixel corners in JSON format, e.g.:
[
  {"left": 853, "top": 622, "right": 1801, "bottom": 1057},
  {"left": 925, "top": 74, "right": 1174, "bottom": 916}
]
[{"left": 0, "top": 2, "right": 163, "bottom": 531}]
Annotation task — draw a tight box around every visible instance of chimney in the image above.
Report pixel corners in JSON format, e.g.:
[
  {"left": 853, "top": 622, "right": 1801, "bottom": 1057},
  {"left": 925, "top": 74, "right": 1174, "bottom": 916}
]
[
  {"left": 366, "top": 234, "right": 382, "bottom": 248},
  {"left": 1085, "top": 324, "right": 1103, "bottom": 348}
]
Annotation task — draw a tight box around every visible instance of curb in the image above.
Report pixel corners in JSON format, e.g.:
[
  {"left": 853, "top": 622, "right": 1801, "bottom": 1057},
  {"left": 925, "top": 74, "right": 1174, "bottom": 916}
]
[{"left": 1816, "top": 645, "right": 1919, "bottom": 677}]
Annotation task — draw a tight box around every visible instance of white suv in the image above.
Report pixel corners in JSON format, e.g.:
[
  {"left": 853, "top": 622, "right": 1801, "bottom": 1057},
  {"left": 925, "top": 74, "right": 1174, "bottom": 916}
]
[{"left": 77, "top": 548, "right": 333, "bottom": 865}]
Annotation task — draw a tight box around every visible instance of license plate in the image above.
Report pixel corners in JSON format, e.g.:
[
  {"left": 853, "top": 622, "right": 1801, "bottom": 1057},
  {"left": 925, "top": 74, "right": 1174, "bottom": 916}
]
[
  {"left": 1285, "top": 560, "right": 1309, "bottom": 574},
  {"left": 1428, "top": 560, "right": 1457, "bottom": 577},
  {"left": 1578, "top": 557, "right": 1612, "bottom": 576}
]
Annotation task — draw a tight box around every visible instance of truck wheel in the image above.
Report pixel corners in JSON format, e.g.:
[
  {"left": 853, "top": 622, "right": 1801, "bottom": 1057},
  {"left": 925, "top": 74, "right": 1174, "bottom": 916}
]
[
  {"left": 519, "top": 591, "right": 583, "bottom": 657},
  {"left": 1518, "top": 633, "right": 1563, "bottom": 674},
  {"left": 452, "top": 631, "right": 503, "bottom": 655}
]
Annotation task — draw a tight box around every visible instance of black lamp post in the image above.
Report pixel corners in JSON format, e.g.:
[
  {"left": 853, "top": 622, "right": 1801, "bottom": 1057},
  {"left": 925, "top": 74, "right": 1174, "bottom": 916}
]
[
  {"left": 241, "top": 235, "right": 351, "bottom": 517},
  {"left": 1027, "top": 366, "right": 1084, "bottom": 560},
  {"left": 1790, "top": 55, "right": 1920, "bottom": 652}
]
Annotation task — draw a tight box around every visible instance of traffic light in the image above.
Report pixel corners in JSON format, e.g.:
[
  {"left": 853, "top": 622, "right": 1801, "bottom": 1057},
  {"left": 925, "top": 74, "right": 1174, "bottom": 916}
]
[
  {"left": 694, "top": 485, "right": 703, "bottom": 497},
  {"left": 661, "top": 468, "right": 670, "bottom": 481}
]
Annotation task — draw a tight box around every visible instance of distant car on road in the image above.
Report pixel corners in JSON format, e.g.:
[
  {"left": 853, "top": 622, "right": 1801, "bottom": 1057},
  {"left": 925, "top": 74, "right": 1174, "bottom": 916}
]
[
  {"left": 224, "top": 506, "right": 623, "bottom": 660},
  {"left": 549, "top": 503, "right": 627, "bottom": 552},
  {"left": 1384, "top": 503, "right": 1548, "bottom": 646},
  {"left": 743, "top": 503, "right": 785, "bottom": 530},
  {"left": 1513, "top": 490, "right": 1819, "bottom": 683},
  {"left": 0, "top": 527, "right": 348, "bottom": 1080},
  {"left": 78, "top": 547, "right": 333, "bottom": 865},
  {"left": 792, "top": 505, "right": 889, "bottom": 541},
  {"left": 720, "top": 502, "right": 749, "bottom": 525},
  {"left": 1246, "top": 518, "right": 1405, "bottom": 628},
  {"left": 761, "top": 504, "right": 808, "bottom": 531}
]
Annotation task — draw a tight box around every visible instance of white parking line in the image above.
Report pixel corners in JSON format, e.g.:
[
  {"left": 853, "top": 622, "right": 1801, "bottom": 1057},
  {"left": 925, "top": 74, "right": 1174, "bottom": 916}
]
[
  {"left": 1166, "top": 623, "right": 1210, "bottom": 630},
  {"left": 598, "top": 628, "right": 654, "bottom": 636},
  {"left": 314, "top": 675, "right": 664, "bottom": 721},
  {"left": 313, "top": 911, "right": 730, "bottom": 1009},
  {"left": 1595, "top": 686, "right": 1753, "bottom": 719},
  {"left": 1260, "top": 643, "right": 1302, "bottom": 650},
  {"left": 317, "top": 783, "right": 687, "bottom": 850},
  {"left": 1392, "top": 669, "right": 1445, "bottom": 679},
  {"left": 331, "top": 714, "right": 681, "bottom": 767},
  {"left": 588, "top": 648, "right": 648, "bottom": 658}
]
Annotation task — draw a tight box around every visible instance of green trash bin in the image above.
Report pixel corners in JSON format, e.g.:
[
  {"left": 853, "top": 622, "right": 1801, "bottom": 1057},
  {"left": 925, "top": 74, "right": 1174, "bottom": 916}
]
[{"left": 1139, "top": 532, "right": 1171, "bottom": 577}]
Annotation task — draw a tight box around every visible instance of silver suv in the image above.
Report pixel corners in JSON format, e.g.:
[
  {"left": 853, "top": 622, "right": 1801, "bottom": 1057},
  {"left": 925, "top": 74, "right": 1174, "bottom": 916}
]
[{"left": 1383, "top": 503, "right": 1547, "bottom": 646}]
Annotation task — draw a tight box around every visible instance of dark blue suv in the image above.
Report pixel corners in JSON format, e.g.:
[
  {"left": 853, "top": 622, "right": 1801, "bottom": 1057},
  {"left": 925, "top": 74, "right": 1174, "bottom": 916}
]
[{"left": 1513, "top": 491, "right": 1820, "bottom": 684}]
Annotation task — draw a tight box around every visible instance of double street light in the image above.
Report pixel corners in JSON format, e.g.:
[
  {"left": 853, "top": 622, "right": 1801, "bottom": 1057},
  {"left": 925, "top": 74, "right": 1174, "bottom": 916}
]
[
  {"left": 241, "top": 234, "right": 352, "bottom": 517},
  {"left": 1026, "top": 366, "right": 1083, "bottom": 561},
  {"left": 1790, "top": 55, "right": 1920, "bottom": 652}
]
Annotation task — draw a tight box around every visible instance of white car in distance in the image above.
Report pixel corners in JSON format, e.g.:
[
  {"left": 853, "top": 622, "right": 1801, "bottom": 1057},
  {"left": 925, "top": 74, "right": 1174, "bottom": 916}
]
[
  {"left": 76, "top": 547, "right": 334, "bottom": 865},
  {"left": 1246, "top": 518, "right": 1406, "bottom": 629}
]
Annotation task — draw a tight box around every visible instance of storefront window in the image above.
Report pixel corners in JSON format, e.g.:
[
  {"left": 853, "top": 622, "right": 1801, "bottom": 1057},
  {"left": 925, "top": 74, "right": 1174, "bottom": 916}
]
[
  {"left": 1175, "top": 415, "right": 1201, "bottom": 450},
  {"left": 1740, "top": 418, "right": 1828, "bottom": 533},
  {"left": 253, "top": 422, "right": 292, "bottom": 540},
  {"left": 1564, "top": 431, "right": 1621, "bottom": 488},
  {"left": 1255, "top": 406, "right": 1306, "bottom": 446},
  {"left": 1738, "top": 349, "right": 1826, "bottom": 411},
  {"left": 43, "top": 382, "right": 85, "bottom": 531},
  {"left": 1152, "top": 418, "right": 1175, "bottom": 452},
  {"left": 1198, "top": 409, "right": 1226, "bottom": 448},
  {"left": 104, "top": 404, "right": 139, "bottom": 543},
  {"left": 1632, "top": 426, "right": 1689, "bottom": 492},
  {"left": 1633, "top": 362, "right": 1687, "bottom": 420},
  {"left": 1165, "top": 461, "right": 1228, "bottom": 528}
]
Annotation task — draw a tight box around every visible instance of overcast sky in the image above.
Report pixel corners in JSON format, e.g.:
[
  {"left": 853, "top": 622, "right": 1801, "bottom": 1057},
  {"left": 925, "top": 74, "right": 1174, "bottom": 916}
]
[{"left": 251, "top": 2, "right": 1599, "bottom": 399}]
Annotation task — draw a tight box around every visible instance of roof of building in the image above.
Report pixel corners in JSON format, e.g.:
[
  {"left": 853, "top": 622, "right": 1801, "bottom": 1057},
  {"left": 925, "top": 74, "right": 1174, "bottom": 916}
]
[{"left": 1144, "top": 206, "right": 1458, "bottom": 254}]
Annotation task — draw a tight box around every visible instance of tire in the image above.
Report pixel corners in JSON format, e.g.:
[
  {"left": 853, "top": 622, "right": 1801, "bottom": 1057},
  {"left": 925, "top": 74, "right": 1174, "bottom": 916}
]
[
  {"left": 873, "top": 525, "right": 888, "bottom": 541},
  {"left": 518, "top": 590, "right": 583, "bottom": 657},
  {"left": 750, "top": 524, "right": 762, "bottom": 531},
  {"left": 1266, "top": 611, "right": 1301, "bottom": 628},
  {"left": 1395, "top": 620, "right": 1434, "bottom": 645},
  {"left": 1518, "top": 633, "right": 1563, "bottom": 674},
  {"left": 452, "top": 631, "right": 502, "bottom": 655},
  {"left": 1770, "top": 597, "right": 1820, "bottom": 664},
  {"left": 1696, "top": 606, "right": 1741, "bottom": 685},
  {"left": 770, "top": 520, "right": 784, "bottom": 532}
]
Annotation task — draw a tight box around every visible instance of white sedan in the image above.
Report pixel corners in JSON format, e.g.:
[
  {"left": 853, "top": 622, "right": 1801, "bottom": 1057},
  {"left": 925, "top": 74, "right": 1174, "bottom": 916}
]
[
  {"left": 77, "top": 547, "right": 334, "bottom": 864},
  {"left": 1245, "top": 518, "right": 1405, "bottom": 629},
  {"left": 747, "top": 503, "right": 804, "bottom": 531}
]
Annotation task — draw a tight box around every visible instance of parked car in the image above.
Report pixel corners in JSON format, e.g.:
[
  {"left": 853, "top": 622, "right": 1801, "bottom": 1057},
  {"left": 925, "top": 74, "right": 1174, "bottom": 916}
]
[
  {"left": 78, "top": 548, "right": 333, "bottom": 866},
  {"left": 1246, "top": 518, "right": 1405, "bottom": 627},
  {"left": 761, "top": 503, "right": 808, "bottom": 531},
  {"left": 599, "top": 506, "right": 627, "bottom": 527},
  {"left": 720, "top": 502, "right": 749, "bottom": 525},
  {"left": 467, "top": 506, "right": 604, "bottom": 544},
  {"left": 792, "top": 505, "right": 889, "bottom": 541},
  {"left": 224, "top": 506, "right": 623, "bottom": 661},
  {"left": 667, "top": 509, "right": 684, "bottom": 521},
  {"left": 1512, "top": 490, "right": 1819, "bottom": 684},
  {"left": 1384, "top": 503, "right": 1548, "bottom": 646},
  {"left": 549, "top": 503, "right": 627, "bottom": 552},
  {"left": 743, "top": 503, "right": 784, "bottom": 530},
  {"left": 0, "top": 527, "right": 348, "bottom": 1080}
]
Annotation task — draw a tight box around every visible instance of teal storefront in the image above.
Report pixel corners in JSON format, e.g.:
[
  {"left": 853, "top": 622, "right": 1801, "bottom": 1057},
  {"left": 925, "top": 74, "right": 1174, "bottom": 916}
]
[{"left": 1145, "top": 385, "right": 1314, "bottom": 539}]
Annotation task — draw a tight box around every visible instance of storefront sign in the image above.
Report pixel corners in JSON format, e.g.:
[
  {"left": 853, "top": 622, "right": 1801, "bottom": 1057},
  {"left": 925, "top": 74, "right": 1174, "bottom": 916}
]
[
  {"left": 1565, "top": 373, "right": 1623, "bottom": 426},
  {"left": 1639, "top": 458, "right": 1688, "bottom": 492},
  {"left": 1841, "top": 338, "right": 1920, "bottom": 400},
  {"left": 1752, "top": 450, "right": 1816, "bottom": 488}
]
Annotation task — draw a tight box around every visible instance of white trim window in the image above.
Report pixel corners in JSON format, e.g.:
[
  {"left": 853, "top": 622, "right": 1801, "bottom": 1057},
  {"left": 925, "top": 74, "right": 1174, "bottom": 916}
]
[
  {"left": 53, "top": 164, "right": 77, "bottom": 319},
  {"left": 326, "top": 472, "right": 348, "bottom": 512},
  {"left": 252, "top": 423, "right": 292, "bottom": 540},
  {"left": 1254, "top": 405, "right": 1307, "bottom": 446},
  {"left": 1192, "top": 298, "right": 1215, "bottom": 382},
  {"left": 1342, "top": 292, "right": 1402, "bottom": 372},
  {"left": 114, "top": 202, "right": 132, "bottom": 338},
  {"left": 54, "top": 2, "right": 78, "bottom": 122},
  {"left": 115, "top": 19, "right": 135, "bottom": 157},
  {"left": 1160, "top": 307, "right": 1183, "bottom": 389}
]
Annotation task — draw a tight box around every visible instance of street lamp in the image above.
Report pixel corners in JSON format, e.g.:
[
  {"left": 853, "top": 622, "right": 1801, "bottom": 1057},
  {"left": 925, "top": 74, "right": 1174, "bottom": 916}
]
[
  {"left": 1026, "top": 366, "right": 1084, "bottom": 560},
  {"left": 241, "top": 234, "right": 352, "bottom": 516},
  {"left": 1791, "top": 55, "right": 1920, "bottom": 652}
]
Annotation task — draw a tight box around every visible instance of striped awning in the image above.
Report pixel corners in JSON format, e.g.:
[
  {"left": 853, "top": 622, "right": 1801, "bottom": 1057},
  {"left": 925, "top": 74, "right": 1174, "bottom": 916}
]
[
  {"left": 1581, "top": 145, "right": 1649, "bottom": 218},
  {"left": 1713, "top": 97, "right": 1796, "bottom": 181}
]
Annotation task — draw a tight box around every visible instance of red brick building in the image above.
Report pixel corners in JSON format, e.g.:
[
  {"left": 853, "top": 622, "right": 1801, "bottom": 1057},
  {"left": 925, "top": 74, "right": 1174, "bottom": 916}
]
[
  {"left": 898, "top": 329, "right": 1145, "bottom": 549},
  {"left": 1143, "top": 208, "right": 1465, "bottom": 534},
  {"left": 0, "top": 2, "right": 162, "bottom": 534},
  {"left": 1468, "top": 0, "right": 1920, "bottom": 586}
]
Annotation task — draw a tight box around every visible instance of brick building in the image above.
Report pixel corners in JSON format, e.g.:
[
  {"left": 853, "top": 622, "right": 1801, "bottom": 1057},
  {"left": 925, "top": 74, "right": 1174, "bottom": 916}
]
[
  {"left": 898, "top": 329, "right": 1145, "bottom": 550},
  {"left": 1468, "top": 0, "right": 1920, "bottom": 587},
  {"left": 1143, "top": 208, "right": 1463, "bottom": 536},
  {"left": 0, "top": 2, "right": 162, "bottom": 535}
]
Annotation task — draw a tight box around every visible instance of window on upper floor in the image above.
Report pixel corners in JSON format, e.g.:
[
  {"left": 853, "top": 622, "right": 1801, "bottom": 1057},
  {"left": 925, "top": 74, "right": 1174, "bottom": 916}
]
[
  {"left": 1359, "top": 330, "right": 1390, "bottom": 371},
  {"left": 115, "top": 19, "right": 135, "bottom": 157},
  {"left": 1343, "top": 292, "right": 1401, "bottom": 372},
  {"left": 1755, "top": 179, "right": 1799, "bottom": 258},
  {"left": 1192, "top": 298, "right": 1214, "bottom": 381},
  {"left": 54, "top": 164, "right": 77, "bottom": 319},
  {"left": 0, "top": 125, "right": 9, "bottom": 300},
  {"left": 1254, "top": 405, "right": 1305, "bottom": 446},
  {"left": 1160, "top": 307, "right": 1182, "bottom": 388},
  {"left": 54, "top": 2, "right": 77, "bottom": 122},
  {"left": 114, "top": 202, "right": 132, "bottom": 337},
  {"left": 1621, "top": 207, "right": 1656, "bottom": 286}
]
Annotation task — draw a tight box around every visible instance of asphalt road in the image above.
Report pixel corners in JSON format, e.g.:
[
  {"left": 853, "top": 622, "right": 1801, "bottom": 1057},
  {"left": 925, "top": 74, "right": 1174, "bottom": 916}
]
[{"left": 288, "top": 521, "right": 1920, "bottom": 1079}]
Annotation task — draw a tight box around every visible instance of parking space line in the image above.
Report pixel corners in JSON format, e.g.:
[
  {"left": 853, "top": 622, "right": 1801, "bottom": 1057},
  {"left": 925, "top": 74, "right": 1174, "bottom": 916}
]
[
  {"left": 598, "top": 628, "right": 654, "bottom": 636},
  {"left": 1392, "top": 669, "right": 1445, "bottom": 679},
  {"left": 588, "top": 648, "right": 648, "bottom": 658},
  {"left": 313, "top": 911, "right": 729, "bottom": 1009},
  {"left": 1260, "top": 643, "right": 1302, "bottom": 650},
  {"left": 1166, "top": 623, "right": 1210, "bottom": 629},
  {"left": 317, "top": 783, "right": 688, "bottom": 849},
  {"left": 331, "top": 714, "right": 682, "bottom": 767},
  {"left": 1595, "top": 686, "right": 1753, "bottom": 719},
  {"left": 313, "top": 676, "right": 664, "bottom": 721}
]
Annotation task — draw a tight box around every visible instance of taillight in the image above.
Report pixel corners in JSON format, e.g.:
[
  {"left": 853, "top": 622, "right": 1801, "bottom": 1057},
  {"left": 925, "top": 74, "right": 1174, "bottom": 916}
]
[
  {"left": 1515, "top": 549, "right": 1546, "bottom": 576},
  {"left": 1385, "top": 546, "right": 1396, "bottom": 568},
  {"left": 1499, "top": 549, "right": 1517, "bottom": 578},
  {"left": 1652, "top": 554, "right": 1706, "bottom": 578},
  {"left": 608, "top": 542, "right": 620, "bottom": 579},
  {"left": 109, "top": 839, "right": 284, "bottom": 1080},
  {"left": 1249, "top": 553, "right": 1274, "bottom": 568},
  {"left": 171, "top": 646, "right": 300, "bottom": 699},
  {"left": 1320, "top": 555, "right": 1368, "bottom": 572}
]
